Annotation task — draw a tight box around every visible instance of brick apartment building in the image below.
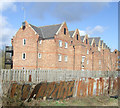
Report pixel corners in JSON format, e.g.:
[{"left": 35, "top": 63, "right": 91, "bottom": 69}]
[{"left": 11, "top": 21, "right": 119, "bottom": 71}]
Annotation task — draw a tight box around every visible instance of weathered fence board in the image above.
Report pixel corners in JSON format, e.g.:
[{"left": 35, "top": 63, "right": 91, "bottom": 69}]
[{"left": 0, "top": 69, "right": 118, "bottom": 83}]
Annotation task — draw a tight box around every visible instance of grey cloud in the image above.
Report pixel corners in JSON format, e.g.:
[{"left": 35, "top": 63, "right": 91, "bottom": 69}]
[{"left": 25, "top": 2, "right": 109, "bottom": 22}]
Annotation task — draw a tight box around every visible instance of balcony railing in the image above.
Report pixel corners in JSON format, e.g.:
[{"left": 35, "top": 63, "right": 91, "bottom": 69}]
[{"left": 5, "top": 46, "right": 13, "bottom": 52}]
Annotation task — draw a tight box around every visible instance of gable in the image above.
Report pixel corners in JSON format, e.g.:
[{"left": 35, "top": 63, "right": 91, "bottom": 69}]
[{"left": 30, "top": 23, "right": 62, "bottom": 39}]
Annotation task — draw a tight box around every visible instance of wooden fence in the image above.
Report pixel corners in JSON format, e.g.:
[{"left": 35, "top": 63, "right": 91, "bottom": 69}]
[{"left": 0, "top": 69, "right": 118, "bottom": 83}]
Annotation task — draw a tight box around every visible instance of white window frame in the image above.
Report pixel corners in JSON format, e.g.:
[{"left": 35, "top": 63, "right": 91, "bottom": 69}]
[
  {"left": 22, "top": 53, "right": 26, "bottom": 60},
  {"left": 58, "top": 54, "right": 62, "bottom": 62},
  {"left": 59, "top": 40, "right": 62, "bottom": 47},
  {"left": 82, "top": 56, "right": 85, "bottom": 63},
  {"left": 23, "top": 39, "right": 26, "bottom": 45},
  {"left": 65, "top": 42, "right": 68, "bottom": 48},
  {"left": 87, "top": 50, "right": 89, "bottom": 54},
  {"left": 64, "top": 56, "right": 68, "bottom": 62},
  {"left": 39, "top": 40, "right": 42, "bottom": 44},
  {"left": 87, "top": 60, "right": 89, "bottom": 64},
  {"left": 99, "top": 60, "right": 101, "bottom": 65},
  {"left": 38, "top": 53, "right": 42, "bottom": 59},
  {"left": 81, "top": 69, "right": 84, "bottom": 71},
  {"left": 98, "top": 47, "right": 101, "bottom": 51}
]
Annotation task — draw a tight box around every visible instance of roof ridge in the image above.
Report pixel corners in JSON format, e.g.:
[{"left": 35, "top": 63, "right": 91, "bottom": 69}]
[
  {"left": 38, "top": 24, "right": 61, "bottom": 28},
  {"left": 69, "top": 31, "right": 74, "bottom": 32}
]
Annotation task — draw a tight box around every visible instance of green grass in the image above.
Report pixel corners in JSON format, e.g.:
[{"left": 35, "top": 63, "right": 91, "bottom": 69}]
[{"left": 2, "top": 95, "right": 118, "bottom": 106}]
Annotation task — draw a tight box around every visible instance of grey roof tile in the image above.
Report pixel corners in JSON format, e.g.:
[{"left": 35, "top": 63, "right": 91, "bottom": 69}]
[
  {"left": 30, "top": 23, "right": 61, "bottom": 39},
  {"left": 69, "top": 31, "right": 74, "bottom": 38},
  {"left": 92, "top": 37, "right": 100, "bottom": 45},
  {"left": 88, "top": 38, "right": 94, "bottom": 45},
  {"left": 80, "top": 36, "right": 85, "bottom": 41}
]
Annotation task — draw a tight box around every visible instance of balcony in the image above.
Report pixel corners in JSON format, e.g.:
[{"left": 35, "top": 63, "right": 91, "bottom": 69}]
[{"left": 5, "top": 46, "right": 13, "bottom": 52}]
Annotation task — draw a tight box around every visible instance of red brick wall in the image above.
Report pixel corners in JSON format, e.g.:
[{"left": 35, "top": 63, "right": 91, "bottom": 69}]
[{"left": 12, "top": 21, "right": 117, "bottom": 71}]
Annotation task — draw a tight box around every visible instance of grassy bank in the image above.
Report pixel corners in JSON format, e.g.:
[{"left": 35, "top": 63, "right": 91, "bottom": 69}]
[{"left": 2, "top": 95, "right": 118, "bottom": 107}]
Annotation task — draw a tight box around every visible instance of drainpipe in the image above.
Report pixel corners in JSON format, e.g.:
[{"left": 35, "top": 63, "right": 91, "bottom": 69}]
[
  {"left": 73, "top": 45, "right": 75, "bottom": 70},
  {"left": 103, "top": 50, "right": 105, "bottom": 71},
  {"left": 92, "top": 52, "right": 94, "bottom": 71},
  {"left": 36, "top": 40, "right": 38, "bottom": 69}
]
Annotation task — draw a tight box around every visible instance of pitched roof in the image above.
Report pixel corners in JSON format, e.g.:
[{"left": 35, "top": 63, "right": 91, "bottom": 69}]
[
  {"left": 100, "top": 40, "right": 103, "bottom": 46},
  {"left": 88, "top": 38, "right": 94, "bottom": 45},
  {"left": 30, "top": 23, "right": 62, "bottom": 39},
  {"left": 69, "top": 31, "right": 74, "bottom": 38},
  {"left": 80, "top": 36, "right": 85, "bottom": 42},
  {"left": 93, "top": 37, "right": 100, "bottom": 46}
]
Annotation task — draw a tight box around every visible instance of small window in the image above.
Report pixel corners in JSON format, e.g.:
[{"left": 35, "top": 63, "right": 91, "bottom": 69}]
[
  {"left": 64, "top": 28, "right": 66, "bottom": 35},
  {"left": 65, "top": 42, "right": 68, "bottom": 48},
  {"left": 59, "top": 40, "right": 62, "bottom": 47},
  {"left": 77, "top": 34, "right": 78, "bottom": 40},
  {"left": 65, "top": 56, "right": 68, "bottom": 62},
  {"left": 87, "top": 50, "right": 89, "bottom": 54},
  {"left": 115, "top": 51, "right": 117, "bottom": 54},
  {"left": 38, "top": 53, "right": 41, "bottom": 59},
  {"left": 86, "top": 39, "right": 88, "bottom": 44},
  {"left": 22, "top": 53, "right": 26, "bottom": 60},
  {"left": 58, "top": 54, "right": 62, "bottom": 62},
  {"left": 82, "top": 56, "right": 85, "bottom": 63},
  {"left": 23, "top": 39, "right": 26, "bottom": 45},
  {"left": 81, "top": 69, "right": 84, "bottom": 71},
  {"left": 39, "top": 40, "right": 42, "bottom": 44},
  {"left": 99, "top": 60, "right": 101, "bottom": 65},
  {"left": 87, "top": 60, "right": 89, "bottom": 64},
  {"left": 98, "top": 47, "right": 101, "bottom": 51},
  {"left": 71, "top": 40, "right": 73, "bottom": 44},
  {"left": 81, "top": 65, "right": 84, "bottom": 68}
]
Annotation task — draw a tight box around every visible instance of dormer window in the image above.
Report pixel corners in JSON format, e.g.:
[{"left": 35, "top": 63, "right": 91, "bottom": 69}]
[
  {"left": 64, "top": 28, "right": 66, "bottom": 35},
  {"left": 77, "top": 34, "right": 78, "bottom": 40},
  {"left": 86, "top": 39, "right": 88, "bottom": 44}
]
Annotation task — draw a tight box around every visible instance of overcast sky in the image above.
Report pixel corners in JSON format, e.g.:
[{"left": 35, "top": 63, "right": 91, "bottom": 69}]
[{"left": 0, "top": 1, "right": 119, "bottom": 51}]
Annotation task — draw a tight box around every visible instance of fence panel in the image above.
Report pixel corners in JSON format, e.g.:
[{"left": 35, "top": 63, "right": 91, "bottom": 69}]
[{"left": 0, "top": 69, "right": 118, "bottom": 83}]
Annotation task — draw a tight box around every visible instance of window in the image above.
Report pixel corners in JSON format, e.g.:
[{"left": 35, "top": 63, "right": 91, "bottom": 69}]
[
  {"left": 93, "top": 43, "right": 95, "bottom": 47},
  {"left": 87, "top": 60, "right": 89, "bottom": 64},
  {"left": 99, "top": 60, "right": 101, "bottom": 65},
  {"left": 86, "top": 39, "right": 88, "bottom": 44},
  {"left": 87, "top": 50, "right": 89, "bottom": 54},
  {"left": 65, "top": 42, "right": 68, "bottom": 48},
  {"left": 82, "top": 56, "right": 85, "bottom": 63},
  {"left": 71, "top": 40, "right": 73, "bottom": 44},
  {"left": 65, "top": 56, "right": 68, "bottom": 62},
  {"left": 59, "top": 40, "right": 62, "bottom": 47},
  {"left": 81, "top": 69, "right": 84, "bottom": 71},
  {"left": 39, "top": 40, "right": 42, "bottom": 44},
  {"left": 22, "top": 53, "right": 26, "bottom": 60},
  {"left": 38, "top": 53, "right": 41, "bottom": 59},
  {"left": 23, "top": 39, "right": 26, "bottom": 45},
  {"left": 64, "top": 28, "right": 66, "bottom": 35},
  {"left": 58, "top": 54, "right": 62, "bottom": 61},
  {"left": 98, "top": 47, "right": 101, "bottom": 51},
  {"left": 77, "top": 34, "right": 78, "bottom": 40},
  {"left": 81, "top": 65, "right": 84, "bottom": 68}
]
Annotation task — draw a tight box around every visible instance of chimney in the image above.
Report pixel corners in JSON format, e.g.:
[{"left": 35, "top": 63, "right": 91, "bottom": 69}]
[{"left": 22, "top": 22, "right": 25, "bottom": 30}]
